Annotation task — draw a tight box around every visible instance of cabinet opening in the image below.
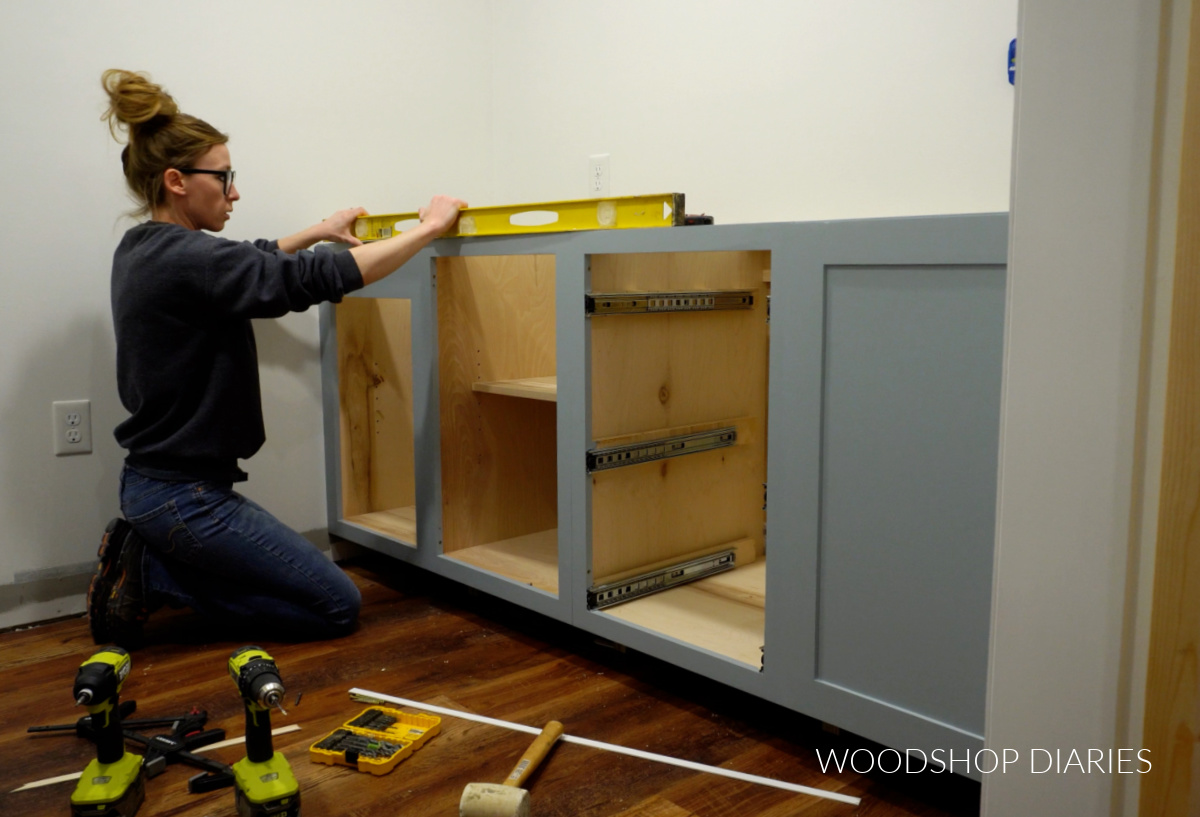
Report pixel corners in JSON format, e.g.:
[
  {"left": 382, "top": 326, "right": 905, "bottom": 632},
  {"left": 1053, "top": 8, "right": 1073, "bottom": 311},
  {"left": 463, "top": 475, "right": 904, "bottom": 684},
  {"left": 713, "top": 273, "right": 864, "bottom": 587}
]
[
  {"left": 437, "top": 255, "right": 558, "bottom": 594},
  {"left": 588, "top": 250, "right": 770, "bottom": 666},
  {"left": 336, "top": 297, "right": 418, "bottom": 545}
]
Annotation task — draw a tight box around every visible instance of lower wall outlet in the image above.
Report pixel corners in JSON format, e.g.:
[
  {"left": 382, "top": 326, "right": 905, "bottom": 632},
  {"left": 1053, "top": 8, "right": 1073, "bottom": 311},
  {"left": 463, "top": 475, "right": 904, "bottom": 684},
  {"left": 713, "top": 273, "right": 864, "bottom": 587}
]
[{"left": 52, "top": 399, "right": 92, "bottom": 456}]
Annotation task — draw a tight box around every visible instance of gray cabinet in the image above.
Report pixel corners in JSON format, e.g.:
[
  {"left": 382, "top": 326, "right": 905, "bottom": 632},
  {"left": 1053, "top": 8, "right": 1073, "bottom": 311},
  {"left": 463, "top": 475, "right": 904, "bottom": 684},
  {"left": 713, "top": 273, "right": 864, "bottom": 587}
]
[{"left": 319, "top": 213, "right": 1007, "bottom": 773}]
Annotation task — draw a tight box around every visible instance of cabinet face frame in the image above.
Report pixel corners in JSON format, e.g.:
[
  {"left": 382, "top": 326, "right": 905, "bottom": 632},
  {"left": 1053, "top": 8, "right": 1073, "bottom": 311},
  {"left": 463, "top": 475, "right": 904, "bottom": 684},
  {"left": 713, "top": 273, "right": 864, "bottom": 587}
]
[{"left": 319, "top": 215, "right": 1009, "bottom": 772}]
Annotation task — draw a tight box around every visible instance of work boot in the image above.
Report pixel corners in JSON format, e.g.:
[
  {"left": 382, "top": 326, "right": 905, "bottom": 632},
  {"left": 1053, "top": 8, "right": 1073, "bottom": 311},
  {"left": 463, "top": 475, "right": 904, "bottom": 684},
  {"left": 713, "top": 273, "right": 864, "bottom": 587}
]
[
  {"left": 87, "top": 518, "right": 149, "bottom": 649},
  {"left": 86, "top": 518, "right": 127, "bottom": 644}
]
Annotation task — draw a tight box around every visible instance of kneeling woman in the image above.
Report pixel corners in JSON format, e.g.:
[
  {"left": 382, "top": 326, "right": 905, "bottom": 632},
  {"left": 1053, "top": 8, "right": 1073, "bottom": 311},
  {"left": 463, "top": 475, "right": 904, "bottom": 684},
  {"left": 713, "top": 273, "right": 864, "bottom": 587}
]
[{"left": 89, "top": 68, "right": 465, "bottom": 647}]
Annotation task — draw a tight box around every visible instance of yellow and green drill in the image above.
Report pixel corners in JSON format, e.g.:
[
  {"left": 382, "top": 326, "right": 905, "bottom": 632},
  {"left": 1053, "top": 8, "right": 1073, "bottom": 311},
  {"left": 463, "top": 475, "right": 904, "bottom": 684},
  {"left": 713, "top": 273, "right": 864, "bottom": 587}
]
[
  {"left": 70, "top": 645, "right": 144, "bottom": 817},
  {"left": 228, "top": 646, "right": 300, "bottom": 817}
]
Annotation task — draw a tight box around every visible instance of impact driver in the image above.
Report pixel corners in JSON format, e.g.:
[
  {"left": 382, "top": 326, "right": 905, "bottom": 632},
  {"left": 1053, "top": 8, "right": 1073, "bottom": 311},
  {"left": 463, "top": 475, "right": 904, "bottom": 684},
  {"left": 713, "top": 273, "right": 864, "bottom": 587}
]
[
  {"left": 70, "top": 646, "right": 145, "bottom": 817},
  {"left": 228, "top": 646, "right": 300, "bottom": 817}
]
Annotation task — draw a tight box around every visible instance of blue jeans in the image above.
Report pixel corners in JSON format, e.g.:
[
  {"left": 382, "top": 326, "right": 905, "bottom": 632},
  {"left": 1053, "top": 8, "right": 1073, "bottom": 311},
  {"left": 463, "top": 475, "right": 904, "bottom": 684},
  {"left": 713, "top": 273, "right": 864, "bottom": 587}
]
[{"left": 119, "top": 465, "right": 361, "bottom": 640}]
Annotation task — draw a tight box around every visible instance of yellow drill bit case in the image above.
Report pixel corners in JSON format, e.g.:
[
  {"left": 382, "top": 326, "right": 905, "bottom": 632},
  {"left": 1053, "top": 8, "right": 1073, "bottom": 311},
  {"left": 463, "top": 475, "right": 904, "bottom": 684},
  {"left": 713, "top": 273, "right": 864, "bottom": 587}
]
[{"left": 309, "top": 707, "right": 440, "bottom": 775}]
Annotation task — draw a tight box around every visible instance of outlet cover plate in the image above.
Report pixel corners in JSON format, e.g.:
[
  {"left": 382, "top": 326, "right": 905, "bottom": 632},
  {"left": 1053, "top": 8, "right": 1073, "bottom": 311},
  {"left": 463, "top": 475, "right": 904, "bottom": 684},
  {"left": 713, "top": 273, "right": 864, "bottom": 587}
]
[{"left": 53, "top": 399, "right": 92, "bottom": 456}]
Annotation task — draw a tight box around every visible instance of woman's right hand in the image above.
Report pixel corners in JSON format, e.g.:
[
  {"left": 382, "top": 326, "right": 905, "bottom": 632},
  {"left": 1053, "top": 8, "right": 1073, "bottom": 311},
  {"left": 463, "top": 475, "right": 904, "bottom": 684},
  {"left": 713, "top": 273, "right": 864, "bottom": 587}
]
[{"left": 418, "top": 195, "right": 468, "bottom": 236}]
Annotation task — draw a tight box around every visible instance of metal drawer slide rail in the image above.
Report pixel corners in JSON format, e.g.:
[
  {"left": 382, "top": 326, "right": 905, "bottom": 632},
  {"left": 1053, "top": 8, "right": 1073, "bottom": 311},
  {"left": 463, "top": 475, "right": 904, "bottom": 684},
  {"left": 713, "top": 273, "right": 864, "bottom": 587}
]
[
  {"left": 586, "top": 427, "right": 737, "bottom": 473},
  {"left": 586, "top": 290, "right": 754, "bottom": 316},
  {"left": 588, "top": 549, "right": 736, "bottom": 610}
]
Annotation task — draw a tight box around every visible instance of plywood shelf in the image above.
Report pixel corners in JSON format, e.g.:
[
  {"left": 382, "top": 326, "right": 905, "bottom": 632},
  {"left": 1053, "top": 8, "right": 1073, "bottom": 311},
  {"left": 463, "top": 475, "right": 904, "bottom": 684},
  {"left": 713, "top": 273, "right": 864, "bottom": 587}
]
[
  {"left": 602, "top": 561, "right": 766, "bottom": 667},
  {"left": 444, "top": 528, "right": 558, "bottom": 594},
  {"left": 471, "top": 376, "right": 558, "bottom": 402},
  {"left": 345, "top": 506, "right": 417, "bottom": 546}
]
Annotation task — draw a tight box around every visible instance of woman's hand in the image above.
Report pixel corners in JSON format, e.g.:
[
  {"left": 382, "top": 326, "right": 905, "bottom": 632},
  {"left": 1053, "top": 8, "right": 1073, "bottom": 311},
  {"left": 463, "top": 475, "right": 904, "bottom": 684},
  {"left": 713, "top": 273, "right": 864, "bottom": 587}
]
[
  {"left": 276, "top": 206, "right": 368, "bottom": 253},
  {"left": 418, "top": 196, "right": 468, "bottom": 237},
  {"left": 321, "top": 207, "right": 369, "bottom": 246},
  {"left": 349, "top": 195, "right": 468, "bottom": 286}
]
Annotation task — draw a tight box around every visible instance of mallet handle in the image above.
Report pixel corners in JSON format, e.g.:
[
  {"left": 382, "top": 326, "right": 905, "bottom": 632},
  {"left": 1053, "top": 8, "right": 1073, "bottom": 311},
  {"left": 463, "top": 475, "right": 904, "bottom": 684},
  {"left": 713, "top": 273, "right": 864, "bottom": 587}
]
[{"left": 504, "top": 721, "right": 563, "bottom": 789}]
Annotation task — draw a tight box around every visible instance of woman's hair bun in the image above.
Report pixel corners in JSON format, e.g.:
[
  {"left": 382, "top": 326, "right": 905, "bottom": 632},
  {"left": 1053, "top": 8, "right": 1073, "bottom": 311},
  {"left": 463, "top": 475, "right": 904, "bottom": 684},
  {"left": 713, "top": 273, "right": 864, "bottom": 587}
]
[
  {"left": 100, "top": 68, "right": 227, "bottom": 217},
  {"left": 101, "top": 69, "right": 179, "bottom": 139}
]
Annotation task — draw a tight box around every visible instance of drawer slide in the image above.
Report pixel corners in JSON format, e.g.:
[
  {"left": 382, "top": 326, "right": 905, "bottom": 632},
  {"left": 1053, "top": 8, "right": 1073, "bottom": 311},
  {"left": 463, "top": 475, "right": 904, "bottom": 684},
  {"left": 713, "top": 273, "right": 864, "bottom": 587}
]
[
  {"left": 589, "top": 549, "right": 736, "bottom": 609},
  {"left": 587, "top": 427, "right": 737, "bottom": 472},
  {"left": 586, "top": 290, "right": 755, "bottom": 316}
]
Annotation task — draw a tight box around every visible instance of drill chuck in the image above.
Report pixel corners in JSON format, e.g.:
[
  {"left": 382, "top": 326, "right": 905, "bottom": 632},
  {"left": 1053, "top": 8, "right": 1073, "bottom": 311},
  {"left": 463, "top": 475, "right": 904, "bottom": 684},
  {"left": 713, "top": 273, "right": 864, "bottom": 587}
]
[
  {"left": 73, "top": 646, "right": 131, "bottom": 712},
  {"left": 256, "top": 681, "right": 286, "bottom": 713},
  {"left": 229, "top": 647, "right": 288, "bottom": 714}
]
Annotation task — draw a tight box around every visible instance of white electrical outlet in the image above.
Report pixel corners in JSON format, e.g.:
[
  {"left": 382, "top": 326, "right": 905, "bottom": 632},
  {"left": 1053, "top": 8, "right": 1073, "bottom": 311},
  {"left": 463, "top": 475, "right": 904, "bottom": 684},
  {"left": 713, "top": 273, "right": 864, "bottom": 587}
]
[
  {"left": 53, "top": 399, "right": 92, "bottom": 456},
  {"left": 588, "top": 154, "right": 611, "bottom": 197}
]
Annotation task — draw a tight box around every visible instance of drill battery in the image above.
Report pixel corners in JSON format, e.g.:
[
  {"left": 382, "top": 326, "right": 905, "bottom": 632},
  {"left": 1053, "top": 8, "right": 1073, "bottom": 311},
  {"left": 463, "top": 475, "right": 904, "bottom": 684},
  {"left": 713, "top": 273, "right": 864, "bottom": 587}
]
[
  {"left": 309, "top": 707, "right": 439, "bottom": 775},
  {"left": 70, "top": 763, "right": 145, "bottom": 817}
]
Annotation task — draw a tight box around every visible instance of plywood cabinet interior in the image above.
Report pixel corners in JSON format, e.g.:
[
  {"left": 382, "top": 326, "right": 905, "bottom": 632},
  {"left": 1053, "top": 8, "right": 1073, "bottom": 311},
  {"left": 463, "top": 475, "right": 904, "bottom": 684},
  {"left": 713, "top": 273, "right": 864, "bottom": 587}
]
[
  {"left": 588, "top": 251, "right": 769, "bottom": 665},
  {"left": 436, "top": 255, "right": 559, "bottom": 593},
  {"left": 336, "top": 297, "right": 418, "bottom": 545}
]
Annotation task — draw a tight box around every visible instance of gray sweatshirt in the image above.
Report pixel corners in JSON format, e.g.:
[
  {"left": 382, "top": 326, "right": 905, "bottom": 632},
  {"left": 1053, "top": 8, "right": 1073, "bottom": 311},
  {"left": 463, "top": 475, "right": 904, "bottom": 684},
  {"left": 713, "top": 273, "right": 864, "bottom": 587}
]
[{"left": 111, "top": 221, "right": 363, "bottom": 481}]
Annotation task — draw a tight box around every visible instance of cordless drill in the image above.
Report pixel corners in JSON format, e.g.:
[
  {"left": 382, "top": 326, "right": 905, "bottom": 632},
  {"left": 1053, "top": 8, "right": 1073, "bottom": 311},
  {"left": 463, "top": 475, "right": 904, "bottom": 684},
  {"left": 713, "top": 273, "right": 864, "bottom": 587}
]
[
  {"left": 70, "top": 646, "right": 145, "bottom": 817},
  {"left": 228, "top": 646, "right": 300, "bottom": 817}
]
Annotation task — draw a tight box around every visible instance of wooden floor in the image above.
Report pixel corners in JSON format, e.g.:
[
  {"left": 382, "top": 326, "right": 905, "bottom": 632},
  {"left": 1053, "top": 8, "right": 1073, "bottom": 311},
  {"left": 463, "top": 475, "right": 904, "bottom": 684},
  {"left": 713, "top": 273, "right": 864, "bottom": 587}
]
[{"left": 1, "top": 553, "right": 980, "bottom": 816}]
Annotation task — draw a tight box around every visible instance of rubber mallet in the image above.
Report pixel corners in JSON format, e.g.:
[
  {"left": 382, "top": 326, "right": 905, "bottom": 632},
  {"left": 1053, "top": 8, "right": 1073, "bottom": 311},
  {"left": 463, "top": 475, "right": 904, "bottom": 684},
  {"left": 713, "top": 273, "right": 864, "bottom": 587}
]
[{"left": 459, "top": 720, "right": 563, "bottom": 817}]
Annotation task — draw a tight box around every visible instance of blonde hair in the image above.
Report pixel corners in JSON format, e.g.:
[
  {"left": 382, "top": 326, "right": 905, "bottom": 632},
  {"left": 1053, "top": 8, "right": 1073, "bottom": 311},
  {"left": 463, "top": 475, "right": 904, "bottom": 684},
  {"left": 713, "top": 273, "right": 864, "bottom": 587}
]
[{"left": 101, "top": 69, "right": 228, "bottom": 218}]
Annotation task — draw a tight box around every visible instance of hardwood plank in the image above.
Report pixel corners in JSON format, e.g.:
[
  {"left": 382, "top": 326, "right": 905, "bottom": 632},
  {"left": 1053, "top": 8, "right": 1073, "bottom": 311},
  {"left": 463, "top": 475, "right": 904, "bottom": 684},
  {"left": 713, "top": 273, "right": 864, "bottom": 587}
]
[
  {"left": 0, "top": 553, "right": 977, "bottom": 817},
  {"left": 611, "top": 796, "right": 698, "bottom": 817}
]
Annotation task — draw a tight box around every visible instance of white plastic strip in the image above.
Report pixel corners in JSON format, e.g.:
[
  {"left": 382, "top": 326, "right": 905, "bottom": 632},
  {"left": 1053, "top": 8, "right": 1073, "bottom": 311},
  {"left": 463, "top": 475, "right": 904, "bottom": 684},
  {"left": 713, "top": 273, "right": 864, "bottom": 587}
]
[
  {"left": 189, "top": 723, "right": 301, "bottom": 753},
  {"left": 10, "top": 770, "right": 81, "bottom": 793},
  {"left": 350, "top": 689, "right": 860, "bottom": 807},
  {"left": 11, "top": 724, "right": 302, "bottom": 792}
]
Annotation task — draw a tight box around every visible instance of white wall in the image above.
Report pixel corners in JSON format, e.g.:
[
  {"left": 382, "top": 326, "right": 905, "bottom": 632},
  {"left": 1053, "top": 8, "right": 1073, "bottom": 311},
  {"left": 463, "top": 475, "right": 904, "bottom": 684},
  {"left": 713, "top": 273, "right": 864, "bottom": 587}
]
[
  {"left": 489, "top": 1, "right": 1017, "bottom": 222},
  {"left": 0, "top": 1, "right": 1017, "bottom": 628}
]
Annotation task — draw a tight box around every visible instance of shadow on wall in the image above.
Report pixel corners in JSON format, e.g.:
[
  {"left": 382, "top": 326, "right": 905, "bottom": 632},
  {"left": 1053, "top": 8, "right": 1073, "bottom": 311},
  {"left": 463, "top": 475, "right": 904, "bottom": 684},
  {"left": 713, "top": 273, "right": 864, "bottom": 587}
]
[
  {"left": 253, "top": 313, "right": 322, "bottom": 382},
  {"left": 249, "top": 307, "right": 336, "bottom": 554}
]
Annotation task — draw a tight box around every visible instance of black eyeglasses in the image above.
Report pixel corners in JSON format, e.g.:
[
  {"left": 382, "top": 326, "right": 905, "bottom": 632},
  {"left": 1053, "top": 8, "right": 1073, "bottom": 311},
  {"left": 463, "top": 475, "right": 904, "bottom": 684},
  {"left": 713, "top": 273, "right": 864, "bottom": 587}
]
[{"left": 178, "top": 168, "right": 236, "bottom": 196}]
